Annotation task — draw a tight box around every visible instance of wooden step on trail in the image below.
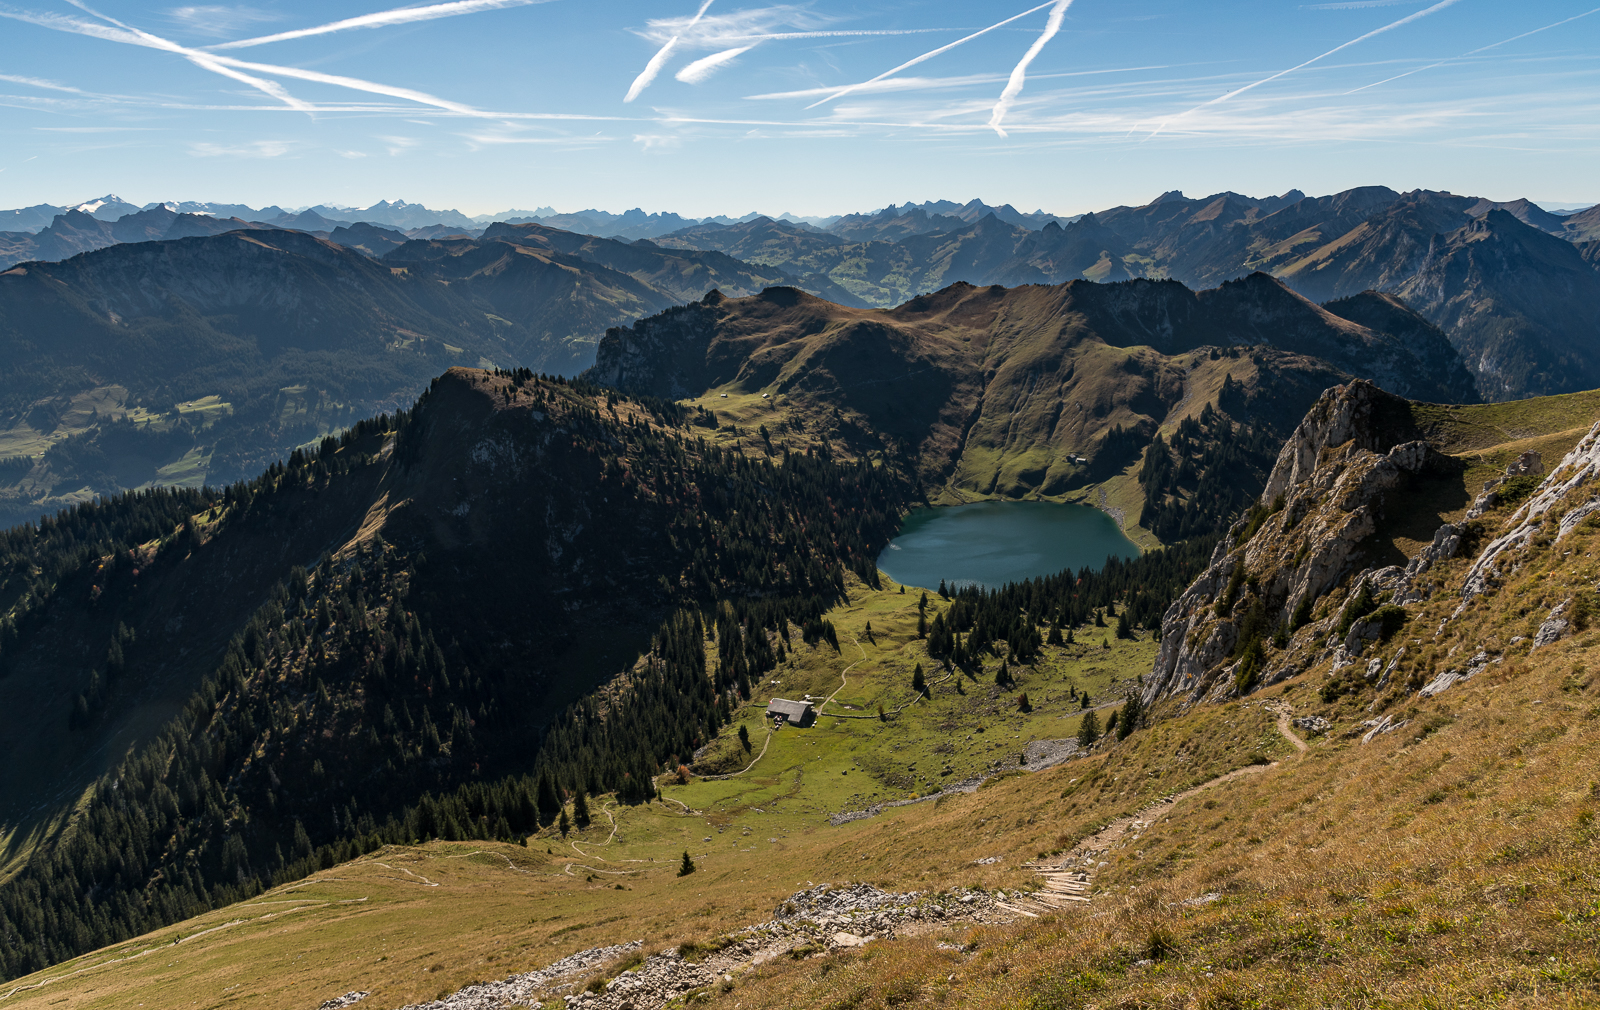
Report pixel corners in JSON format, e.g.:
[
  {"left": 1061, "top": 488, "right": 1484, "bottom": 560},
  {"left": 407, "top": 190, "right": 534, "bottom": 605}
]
[{"left": 992, "top": 900, "right": 1039, "bottom": 918}]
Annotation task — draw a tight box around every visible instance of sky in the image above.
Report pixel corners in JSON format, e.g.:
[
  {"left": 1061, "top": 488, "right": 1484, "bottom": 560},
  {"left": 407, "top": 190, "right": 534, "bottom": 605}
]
[{"left": 1, "top": 0, "right": 1597, "bottom": 218}]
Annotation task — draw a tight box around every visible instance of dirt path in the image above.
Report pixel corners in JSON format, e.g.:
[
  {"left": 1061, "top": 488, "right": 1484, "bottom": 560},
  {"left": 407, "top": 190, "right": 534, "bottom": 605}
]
[
  {"left": 1015, "top": 701, "right": 1310, "bottom": 914},
  {"left": 1273, "top": 707, "right": 1309, "bottom": 753},
  {"left": 1020, "top": 759, "right": 1282, "bottom": 913},
  {"left": 819, "top": 637, "right": 871, "bottom": 712},
  {"left": 696, "top": 728, "right": 773, "bottom": 782}
]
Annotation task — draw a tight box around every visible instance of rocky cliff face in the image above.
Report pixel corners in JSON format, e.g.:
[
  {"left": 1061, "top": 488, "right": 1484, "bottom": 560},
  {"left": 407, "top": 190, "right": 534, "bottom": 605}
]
[
  {"left": 1144, "top": 380, "right": 1444, "bottom": 704},
  {"left": 1144, "top": 375, "right": 1600, "bottom": 709},
  {"left": 585, "top": 293, "right": 729, "bottom": 398},
  {"left": 1459, "top": 419, "right": 1600, "bottom": 602},
  {"left": 1396, "top": 210, "right": 1600, "bottom": 400}
]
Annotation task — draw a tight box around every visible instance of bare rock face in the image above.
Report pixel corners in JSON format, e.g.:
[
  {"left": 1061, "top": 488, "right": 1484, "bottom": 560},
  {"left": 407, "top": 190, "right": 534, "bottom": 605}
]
[
  {"left": 1506, "top": 450, "right": 1543, "bottom": 476},
  {"left": 1146, "top": 380, "right": 1438, "bottom": 705},
  {"left": 1532, "top": 600, "right": 1572, "bottom": 649},
  {"left": 586, "top": 294, "right": 727, "bottom": 398}
]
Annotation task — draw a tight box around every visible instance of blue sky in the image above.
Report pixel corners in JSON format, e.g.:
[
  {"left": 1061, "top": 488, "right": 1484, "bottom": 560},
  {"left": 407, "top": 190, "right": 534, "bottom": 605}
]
[{"left": 1, "top": 0, "right": 1597, "bottom": 217}]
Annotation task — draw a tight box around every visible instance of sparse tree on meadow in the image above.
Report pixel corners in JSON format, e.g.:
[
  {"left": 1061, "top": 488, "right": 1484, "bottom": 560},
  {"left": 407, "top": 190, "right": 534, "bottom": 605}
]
[{"left": 1078, "top": 710, "right": 1101, "bottom": 747}]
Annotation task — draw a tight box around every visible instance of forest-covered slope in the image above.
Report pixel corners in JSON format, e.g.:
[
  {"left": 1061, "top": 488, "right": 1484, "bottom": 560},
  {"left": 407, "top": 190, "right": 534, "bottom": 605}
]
[
  {"left": 0, "top": 224, "right": 834, "bottom": 529},
  {"left": 0, "top": 368, "right": 902, "bottom": 979}
]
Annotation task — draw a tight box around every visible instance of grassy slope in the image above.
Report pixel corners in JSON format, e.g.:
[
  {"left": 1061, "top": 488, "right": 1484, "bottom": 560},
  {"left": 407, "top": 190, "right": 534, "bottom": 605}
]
[
  {"left": 13, "top": 476, "right": 1600, "bottom": 1008},
  {"left": 0, "top": 574, "right": 1286, "bottom": 1010},
  {"left": 12, "top": 397, "right": 1599, "bottom": 1009},
  {"left": 1372, "top": 390, "right": 1600, "bottom": 558}
]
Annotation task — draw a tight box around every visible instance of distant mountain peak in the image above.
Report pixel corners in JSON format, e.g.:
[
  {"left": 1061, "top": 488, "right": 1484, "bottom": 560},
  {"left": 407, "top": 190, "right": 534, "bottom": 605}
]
[{"left": 71, "top": 194, "right": 124, "bottom": 213}]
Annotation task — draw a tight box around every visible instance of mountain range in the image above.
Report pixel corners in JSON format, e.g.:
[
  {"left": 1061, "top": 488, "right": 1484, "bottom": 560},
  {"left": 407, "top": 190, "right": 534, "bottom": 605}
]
[
  {"left": 1, "top": 182, "right": 1598, "bottom": 532},
  {"left": 0, "top": 282, "right": 1595, "bottom": 1007},
  {"left": 649, "top": 188, "right": 1600, "bottom": 401},
  {"left": 0, "top": 225, "right": 838, "bottom": 528}
]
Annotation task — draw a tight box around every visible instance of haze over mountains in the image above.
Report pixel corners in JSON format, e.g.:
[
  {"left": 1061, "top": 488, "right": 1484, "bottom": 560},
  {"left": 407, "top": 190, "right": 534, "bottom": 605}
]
[
  {"left": 6, "top": 185, "right": 1593, "bottom": 407},
  {"left": 1, "top": 181, "right": 1597, "bottom": 531}
]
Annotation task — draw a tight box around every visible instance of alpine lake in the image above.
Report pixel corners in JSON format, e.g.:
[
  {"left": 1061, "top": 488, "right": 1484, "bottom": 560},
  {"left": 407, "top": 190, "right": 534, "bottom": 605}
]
[{"left": 876, "top": 500, "right": 1139, "bottom": 591}]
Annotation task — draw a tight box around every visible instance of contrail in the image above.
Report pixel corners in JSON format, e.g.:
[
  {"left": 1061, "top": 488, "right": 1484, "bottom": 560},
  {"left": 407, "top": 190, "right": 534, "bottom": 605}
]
[
  {"left": 46, "top": 0, "right": 313, "bottom": 110},
  {"left": 1346, "top": 5, "right": 1600, "bottom": 94},
  {"left": 208, "top": 0, "right": 546, "bottom": 50},
  {"left": 0, "top": 73, "right": 87, "bottom": 93},
  {"left": 805, "top": 0, "right": 1060, "bottom": 110},
  {"left": 712, "top": 29, "right": 945, "bottom": 41},
  {"left": 19, "top": 0, "right": 495, "bottom": 116},
  {"left": 210, "top": 54, "right": 491, "bottom": 115},
  {"left": 625, "top": 0, "right": 713, "bottom": 103},
  {"left": 988, "top": 0, "right": 1073, "bottom": 137},
  {"left": 1147, "top": 0, "right": 1464, "bottom": 138},
  {"left": 676, "top": 45, "right": 755, "bottom": 84}
]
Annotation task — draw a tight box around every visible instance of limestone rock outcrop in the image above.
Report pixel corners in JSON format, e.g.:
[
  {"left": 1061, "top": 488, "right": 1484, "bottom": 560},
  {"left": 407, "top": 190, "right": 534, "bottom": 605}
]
[
  {"left": 1145, "top": 380, "right": 1442, "bottom": 705},
  {"left": 1459, "top": 419, "right": 1600, "bottom": 602}
]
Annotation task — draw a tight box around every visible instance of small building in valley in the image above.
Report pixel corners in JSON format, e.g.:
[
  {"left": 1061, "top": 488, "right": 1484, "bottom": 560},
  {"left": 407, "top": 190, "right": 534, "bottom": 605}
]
[{"left": 766, "top": 698, "right": 815, "bottom": 728}]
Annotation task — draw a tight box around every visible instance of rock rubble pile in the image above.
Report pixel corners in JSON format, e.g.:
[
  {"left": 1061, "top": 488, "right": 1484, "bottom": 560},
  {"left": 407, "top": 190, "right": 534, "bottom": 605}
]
[{"left": 390, "top": 884, "right": 1002, "bottom": 1010}]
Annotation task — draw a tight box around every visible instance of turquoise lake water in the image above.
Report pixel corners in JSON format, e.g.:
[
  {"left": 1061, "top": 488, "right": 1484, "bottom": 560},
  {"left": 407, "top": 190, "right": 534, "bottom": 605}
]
[{"left": 876, "top": 501, "right": 1139, "bottom": 592}]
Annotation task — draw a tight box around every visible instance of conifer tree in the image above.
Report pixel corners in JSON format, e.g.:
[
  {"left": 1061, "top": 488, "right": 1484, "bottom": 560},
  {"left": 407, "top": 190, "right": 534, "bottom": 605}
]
[
  {"left": 573, "top": 790, "right": 591, "bottom": 829},
  {"left": 738, "top": 725, "right": 752, "bottom": 752},
  {"left": 678, "top": 851, "right": 696, "bottom": 876},
  {"left": 558, "top": 809, "right": 571, "bottom": 836},
  {"left": 1118, "top": 690, "right": 1142, "bottom": 740},
  {"left": 1077, "top": 709, "right": 1101, "bottom": 747},
  {"left": 911, "top": 663, "right": 927, "bottom": 696},
  {"left": 536, "top": 772, "right": 560, "bottom": 823}
]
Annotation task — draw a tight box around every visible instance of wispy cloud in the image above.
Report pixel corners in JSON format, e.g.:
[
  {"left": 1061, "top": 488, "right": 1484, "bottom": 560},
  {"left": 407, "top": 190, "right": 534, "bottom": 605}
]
[
  {"left": 188, "top": 138, "right": 291, "bottom": 156},
  {"left": 1, "top": 1, "right": 316, "bottom": 110},
  {"left": 4, "top": 0, "right": 504, "bottom": 117},
  {"left": 166, "top": 5, "right": 277, "bottom": 39},
  {"left": 804, "top": 1, "right": 1061, "bottom": 109},
  {"left": 1302, "top": 1, "right": 1419, "bottom": 9},
  {"left": 207, "top": 54, "right": 494, "bottom": 115},
  {"left": 746, "top": 64, "right": 1182, "bottom": 101},
  {"left": 1346, "top": 6, "right": 1600, "bottom": 93},
  {"left": 988, "top": 0, "right": 1074, "bottom": 137},
  {"left": 377, "top": 134, "right": 418, "bottom": 155},
  {"left": 676, "top": 45, "right": 755, "bottom": 84},
  {"left": 626, "top": 0, "right": 714, "bottom": 102},
  {"left": 1147, "top": 0, "right": 1464, "bottom": 137},
  {"left": 206, "top": 0, "right": 545, "bottom": 50},
  {"left": 0, "top": 73, "right": 87, "bottom": 93},
  {"left": 460, "top": 125, "right": 612, "bottom": 150},
  {"left": 633, "top": 133, "right": 683, "bottom": 149}
]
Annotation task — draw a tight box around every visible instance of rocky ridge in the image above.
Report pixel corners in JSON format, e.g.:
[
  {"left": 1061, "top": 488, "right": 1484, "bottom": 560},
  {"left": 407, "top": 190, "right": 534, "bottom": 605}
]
[
  {"left": 1145, "top": 380, "right": 1442, "bottom": 703},
  {"left": 1144, "top": 378, "right": 1600, "bottom": 709}
]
